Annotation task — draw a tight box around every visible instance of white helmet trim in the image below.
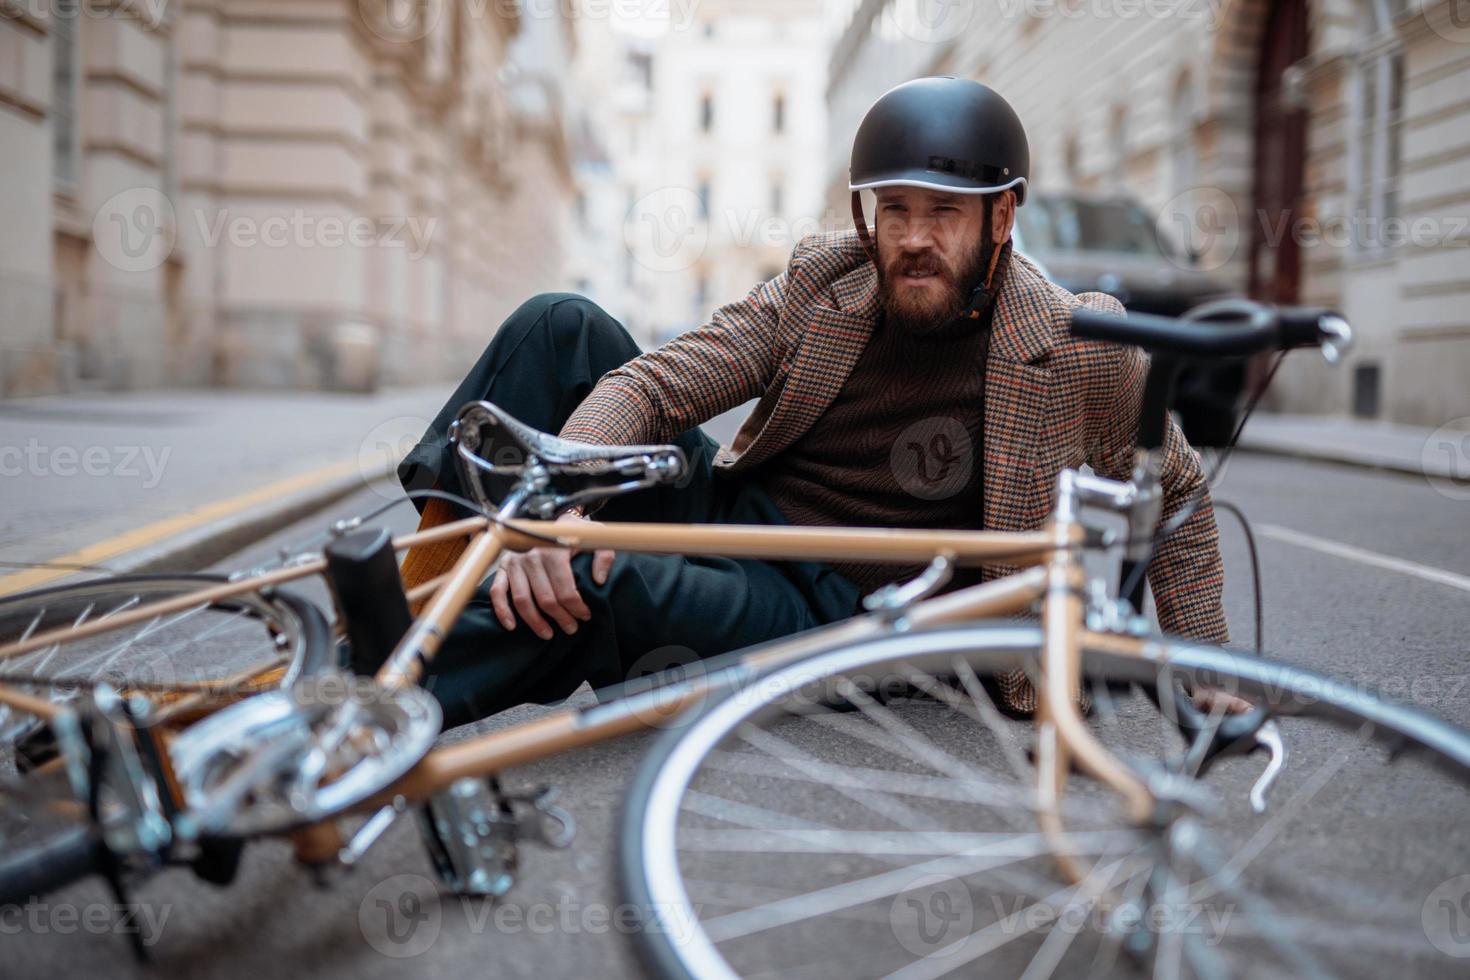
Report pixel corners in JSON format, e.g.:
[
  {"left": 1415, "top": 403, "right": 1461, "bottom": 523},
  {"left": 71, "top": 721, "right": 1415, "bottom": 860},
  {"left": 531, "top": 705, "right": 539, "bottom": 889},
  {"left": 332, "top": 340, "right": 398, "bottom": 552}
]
[{"left": 849, "top": 175, "right": 1028, "bottom": 196}]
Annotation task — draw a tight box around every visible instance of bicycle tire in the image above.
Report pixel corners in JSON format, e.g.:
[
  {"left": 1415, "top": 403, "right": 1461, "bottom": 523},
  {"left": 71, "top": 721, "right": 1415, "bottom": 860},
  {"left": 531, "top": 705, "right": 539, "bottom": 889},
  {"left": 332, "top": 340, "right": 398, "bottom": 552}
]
[
  {"left": 0, "top": 826, "right": 106, "bottom": 906},
  {"left": 0, "top": 575, "right": 333, "bottom": 903},
  {"left": 619, "top": 622, "right": 1470, "bottom": 979},
  {"left": 0, "top": 574, "right": 334, "bottom": 730}
]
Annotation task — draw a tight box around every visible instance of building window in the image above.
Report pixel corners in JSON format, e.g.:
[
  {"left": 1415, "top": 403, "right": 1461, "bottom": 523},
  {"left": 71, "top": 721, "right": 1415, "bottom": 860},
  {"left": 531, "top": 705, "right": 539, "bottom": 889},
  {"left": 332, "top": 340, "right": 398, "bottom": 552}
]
[
  {"left": 629, "top": 52, "right": 653, "bottom": 91},
  {"left": 699, "top": 93, "right": 714, "bottom": 134},
  {"left": 1349, "top": 0, "right": 1406, "bottom": 255},
  {"left": 773, "top": 93, "right": 786, "bottom": 134},
  {"left": 52, "top": 9, "right": 81, "bottom": 191}
]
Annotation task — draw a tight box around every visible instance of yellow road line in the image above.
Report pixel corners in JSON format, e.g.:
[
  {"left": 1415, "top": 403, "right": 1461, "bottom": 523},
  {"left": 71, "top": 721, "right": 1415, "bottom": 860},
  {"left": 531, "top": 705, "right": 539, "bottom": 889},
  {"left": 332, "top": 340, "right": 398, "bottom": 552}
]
[{"left": 0, "top": 457, "right": 382, "bottom": 597}]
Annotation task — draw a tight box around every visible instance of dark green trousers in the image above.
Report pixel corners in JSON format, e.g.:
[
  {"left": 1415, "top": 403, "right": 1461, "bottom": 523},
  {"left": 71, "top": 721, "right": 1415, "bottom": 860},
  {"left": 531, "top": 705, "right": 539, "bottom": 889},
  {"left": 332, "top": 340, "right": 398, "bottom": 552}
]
[{"left": 398, "top": 293, "right": 863, "bottom": 729}]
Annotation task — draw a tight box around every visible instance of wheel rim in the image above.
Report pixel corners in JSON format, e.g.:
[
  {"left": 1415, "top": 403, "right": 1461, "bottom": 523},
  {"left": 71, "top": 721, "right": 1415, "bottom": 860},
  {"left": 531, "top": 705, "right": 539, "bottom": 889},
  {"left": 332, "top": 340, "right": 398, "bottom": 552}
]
[
  {"left": 627, "top": 624, "right": 1470, "bottom": 979},
  {"left": 0, "top": 577, "right": 321, "bottom": 749}
]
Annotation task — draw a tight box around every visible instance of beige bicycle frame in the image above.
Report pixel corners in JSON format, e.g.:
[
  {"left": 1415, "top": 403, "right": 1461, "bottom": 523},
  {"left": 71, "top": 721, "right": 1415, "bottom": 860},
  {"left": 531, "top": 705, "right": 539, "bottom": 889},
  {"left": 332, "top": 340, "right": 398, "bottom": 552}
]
[{"left": 0, "top": 502, "right": 1156, "bottom": 878}]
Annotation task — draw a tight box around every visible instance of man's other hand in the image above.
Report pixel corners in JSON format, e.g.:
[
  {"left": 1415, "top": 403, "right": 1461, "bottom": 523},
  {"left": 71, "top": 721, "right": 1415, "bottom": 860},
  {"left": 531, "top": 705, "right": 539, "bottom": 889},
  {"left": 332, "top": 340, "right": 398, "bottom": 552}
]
[{"left": 489, "top": 511, "right": 615, "bottom": 640}]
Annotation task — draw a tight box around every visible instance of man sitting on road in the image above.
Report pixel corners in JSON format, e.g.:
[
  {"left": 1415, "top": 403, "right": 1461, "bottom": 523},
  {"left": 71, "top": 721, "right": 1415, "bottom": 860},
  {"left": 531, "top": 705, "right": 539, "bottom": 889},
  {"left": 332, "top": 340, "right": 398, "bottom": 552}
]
[{"left": 397, "top": 77, "right": 1231, "bottom": 729}]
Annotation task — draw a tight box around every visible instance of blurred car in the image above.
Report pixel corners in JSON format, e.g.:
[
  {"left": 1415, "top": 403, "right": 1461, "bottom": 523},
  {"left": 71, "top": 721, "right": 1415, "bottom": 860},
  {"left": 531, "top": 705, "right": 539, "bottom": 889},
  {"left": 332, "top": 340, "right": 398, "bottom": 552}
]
[
  {"left": 1013, "top": 191, "right": 1234, "bottom": 315},
  {"left": 1014, "top": 192, "right": 1244, "bottom": 446}
]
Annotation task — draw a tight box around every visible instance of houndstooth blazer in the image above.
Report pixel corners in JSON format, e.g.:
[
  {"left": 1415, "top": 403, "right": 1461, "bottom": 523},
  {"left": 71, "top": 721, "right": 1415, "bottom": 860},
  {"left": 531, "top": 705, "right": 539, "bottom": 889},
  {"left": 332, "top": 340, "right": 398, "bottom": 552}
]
[{"left": 561, "top": 230, "right": 1230, "bottom": 696}]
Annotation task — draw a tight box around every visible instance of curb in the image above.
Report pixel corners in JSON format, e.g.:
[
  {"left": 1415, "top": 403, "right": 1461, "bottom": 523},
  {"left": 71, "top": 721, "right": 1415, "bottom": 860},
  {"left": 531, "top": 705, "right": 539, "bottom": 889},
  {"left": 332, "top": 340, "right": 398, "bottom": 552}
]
[
  {"left": 111, "top": 460, "right": 399, "bottom": 577},
  {"left": 1234, "top": 436, "right": 1440, "bottom": 481}
]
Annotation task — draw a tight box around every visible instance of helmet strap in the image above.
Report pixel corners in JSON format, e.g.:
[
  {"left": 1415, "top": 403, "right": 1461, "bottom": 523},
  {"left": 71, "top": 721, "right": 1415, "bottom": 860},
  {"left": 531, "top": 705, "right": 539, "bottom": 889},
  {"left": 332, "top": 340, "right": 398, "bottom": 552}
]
[
  {"left": 851, "top": 191, "right": 877, "bottom": 263},
  {"left": 961, "top": 194, "right": 1004, "bottom": 321}
]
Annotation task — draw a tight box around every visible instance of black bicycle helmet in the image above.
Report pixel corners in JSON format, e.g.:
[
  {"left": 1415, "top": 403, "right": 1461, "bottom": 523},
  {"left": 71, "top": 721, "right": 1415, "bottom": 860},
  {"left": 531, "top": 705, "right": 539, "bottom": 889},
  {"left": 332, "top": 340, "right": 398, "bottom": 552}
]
[
  {"left": 850, "top": 76, "right": 1029, "bottom": 202},
  {"left": 849, "top": 77, "right": 1030, "bottom": 265}
]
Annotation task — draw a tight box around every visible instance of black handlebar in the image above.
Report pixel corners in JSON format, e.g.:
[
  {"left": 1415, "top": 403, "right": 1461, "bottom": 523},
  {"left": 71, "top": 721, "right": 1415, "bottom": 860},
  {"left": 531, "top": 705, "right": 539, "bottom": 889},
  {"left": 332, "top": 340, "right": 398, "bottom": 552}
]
[{"left": 1071, "top": 300, "right": 1346, "bottom": 360}]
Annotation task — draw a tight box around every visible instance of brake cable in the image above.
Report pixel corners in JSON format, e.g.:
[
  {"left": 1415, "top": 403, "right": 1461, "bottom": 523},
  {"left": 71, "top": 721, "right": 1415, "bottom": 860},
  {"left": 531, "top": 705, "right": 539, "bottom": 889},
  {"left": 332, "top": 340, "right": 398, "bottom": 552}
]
[{"left": 1116, "top": 349, "right": 1287, "bottom": 638}]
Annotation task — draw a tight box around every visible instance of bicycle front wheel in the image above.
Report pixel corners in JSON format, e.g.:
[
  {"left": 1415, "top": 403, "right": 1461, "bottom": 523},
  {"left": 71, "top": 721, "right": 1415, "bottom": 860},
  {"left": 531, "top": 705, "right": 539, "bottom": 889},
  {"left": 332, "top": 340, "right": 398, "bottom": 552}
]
[{"left": 620, "top": 623, "right": 1470, "bottom": 979}]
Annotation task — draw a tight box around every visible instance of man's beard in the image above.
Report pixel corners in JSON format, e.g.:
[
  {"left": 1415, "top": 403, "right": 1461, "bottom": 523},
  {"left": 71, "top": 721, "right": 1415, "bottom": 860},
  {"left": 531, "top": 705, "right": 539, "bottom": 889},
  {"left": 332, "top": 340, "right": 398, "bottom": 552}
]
[{"left": 877, "top": 238, "right": 989, "bottom": 340}]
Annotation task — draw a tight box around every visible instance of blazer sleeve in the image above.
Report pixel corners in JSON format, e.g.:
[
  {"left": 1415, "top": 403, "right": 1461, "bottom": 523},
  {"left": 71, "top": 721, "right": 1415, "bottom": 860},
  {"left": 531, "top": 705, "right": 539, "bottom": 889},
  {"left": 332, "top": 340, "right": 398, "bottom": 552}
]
[
  {"left": 1081, "top": 294, "right": 1231, "bottom": 646},
  {"left": 558, "top": 272, "right": 789, "bottom": 448}
]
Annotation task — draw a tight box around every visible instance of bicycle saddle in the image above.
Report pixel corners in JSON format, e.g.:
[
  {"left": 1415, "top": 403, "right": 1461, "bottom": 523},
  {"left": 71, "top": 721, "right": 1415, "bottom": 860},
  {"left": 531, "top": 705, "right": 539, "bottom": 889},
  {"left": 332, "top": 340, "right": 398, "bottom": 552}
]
[{"left": 450, "top": 401, "right": 687, "bottom": 519}]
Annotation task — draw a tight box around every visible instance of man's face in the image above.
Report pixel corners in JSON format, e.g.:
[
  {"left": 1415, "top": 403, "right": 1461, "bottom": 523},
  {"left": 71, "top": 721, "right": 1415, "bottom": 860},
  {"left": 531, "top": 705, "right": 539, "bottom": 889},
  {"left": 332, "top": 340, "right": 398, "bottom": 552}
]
[{"left": 872, "top": 186, "right": 1004, "bottom": 337}]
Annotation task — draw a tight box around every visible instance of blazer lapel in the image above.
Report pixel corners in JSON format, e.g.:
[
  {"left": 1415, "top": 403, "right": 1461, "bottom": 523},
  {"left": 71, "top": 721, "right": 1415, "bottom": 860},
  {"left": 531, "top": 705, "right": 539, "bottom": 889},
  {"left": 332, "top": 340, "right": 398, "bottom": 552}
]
[
  {"left": 727, "top": 263, "right": 880, "bottom": 470},
  {"left": 983, "top": 253, "right": 1063, "bottom": 532}
]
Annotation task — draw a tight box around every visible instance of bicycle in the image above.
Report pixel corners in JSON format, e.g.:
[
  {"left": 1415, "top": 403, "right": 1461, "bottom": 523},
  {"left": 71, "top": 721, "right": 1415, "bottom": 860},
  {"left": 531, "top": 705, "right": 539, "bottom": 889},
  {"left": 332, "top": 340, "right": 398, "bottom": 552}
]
[{"left": 2, "top": 300, "right": 1467, "bottom": 978}]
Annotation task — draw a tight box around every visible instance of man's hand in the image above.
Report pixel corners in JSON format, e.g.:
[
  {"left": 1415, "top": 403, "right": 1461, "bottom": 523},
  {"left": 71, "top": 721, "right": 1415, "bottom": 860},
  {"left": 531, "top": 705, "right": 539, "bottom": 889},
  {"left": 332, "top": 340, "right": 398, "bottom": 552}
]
[
  {"left": 1192, "top": 685, "right": 1254, "bottom": 716},
  {"left": 489, "top": 511, "right": 615, "bottom": 640}
]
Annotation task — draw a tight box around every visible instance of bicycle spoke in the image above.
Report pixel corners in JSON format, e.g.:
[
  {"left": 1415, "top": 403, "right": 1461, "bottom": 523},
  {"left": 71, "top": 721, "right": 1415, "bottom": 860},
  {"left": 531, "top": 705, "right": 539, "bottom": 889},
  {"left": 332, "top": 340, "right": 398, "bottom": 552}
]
[
  {"left": 882, "top": 851, "right": 1151, "bottom": 980},
  {"left": 702, "top": 835, "right": 1139, "bottom": 946},
  {"left": 680, "top": 827, "right": 1140, "bottom": 858},
  {"left": 829, "top": 680, "right": 1120, "bottom": 828},
  {"left": 1017, "top": 852, "right": 1133, "bottom": 980},
  {"left": 950, "top": 657, "right": 1033, "bottom": 783},
  {"left": 1187, "top": 722, "right": 1370, "bottom": 904}
]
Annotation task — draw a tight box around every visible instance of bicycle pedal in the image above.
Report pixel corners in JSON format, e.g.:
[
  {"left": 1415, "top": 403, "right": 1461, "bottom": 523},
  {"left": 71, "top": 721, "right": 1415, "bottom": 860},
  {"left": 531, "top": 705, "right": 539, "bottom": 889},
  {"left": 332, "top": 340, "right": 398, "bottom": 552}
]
[{"left": 417, "top": 778, "right": 576, "bottom": 898}]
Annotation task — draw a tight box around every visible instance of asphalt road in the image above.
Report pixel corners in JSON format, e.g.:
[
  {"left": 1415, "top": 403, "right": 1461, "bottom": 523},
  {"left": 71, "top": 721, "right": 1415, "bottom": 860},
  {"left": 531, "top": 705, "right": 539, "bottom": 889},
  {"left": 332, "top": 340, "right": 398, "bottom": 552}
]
[{"left": 5, "top": 450, "right": 1470, "bottom": 978}]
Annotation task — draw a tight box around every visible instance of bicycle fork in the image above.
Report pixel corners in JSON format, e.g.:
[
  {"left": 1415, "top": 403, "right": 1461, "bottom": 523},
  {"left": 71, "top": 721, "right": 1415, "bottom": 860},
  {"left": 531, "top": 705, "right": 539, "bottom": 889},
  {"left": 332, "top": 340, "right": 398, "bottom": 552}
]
[{"left": 1035, "top": 466, "right": 1157, "bottom": 884}]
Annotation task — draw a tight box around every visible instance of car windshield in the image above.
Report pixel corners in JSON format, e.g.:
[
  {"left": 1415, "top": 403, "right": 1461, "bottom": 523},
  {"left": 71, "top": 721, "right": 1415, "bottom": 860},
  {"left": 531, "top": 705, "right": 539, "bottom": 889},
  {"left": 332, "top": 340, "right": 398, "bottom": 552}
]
[{"left": 1017, "top": 197, "right": 1177, "bottom": 258}]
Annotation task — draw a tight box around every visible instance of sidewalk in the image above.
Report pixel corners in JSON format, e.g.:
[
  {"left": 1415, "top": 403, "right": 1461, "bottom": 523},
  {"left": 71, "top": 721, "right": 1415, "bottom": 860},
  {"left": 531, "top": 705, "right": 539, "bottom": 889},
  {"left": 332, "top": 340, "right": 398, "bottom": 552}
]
[
  {"left": 1237, "top": 412, "right": 1464, "bottom": 479},
  {"left": 0, "top": 385, "right": 452, "bottom": 595}
]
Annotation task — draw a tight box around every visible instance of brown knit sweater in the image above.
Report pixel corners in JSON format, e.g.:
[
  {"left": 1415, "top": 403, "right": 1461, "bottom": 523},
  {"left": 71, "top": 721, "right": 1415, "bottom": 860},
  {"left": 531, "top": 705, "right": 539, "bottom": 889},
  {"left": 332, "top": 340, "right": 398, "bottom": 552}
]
[{"left": 760, "top": 314, "right": 989, "bottom": 596}]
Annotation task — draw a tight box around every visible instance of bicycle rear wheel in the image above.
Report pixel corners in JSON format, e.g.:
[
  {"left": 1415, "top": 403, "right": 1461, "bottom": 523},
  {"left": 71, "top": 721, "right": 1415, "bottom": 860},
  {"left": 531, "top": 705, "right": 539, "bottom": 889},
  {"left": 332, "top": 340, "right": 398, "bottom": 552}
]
[
  {"left": 620, "top": 623, "right": 1470, "bottom": 979},
  {"left": 0, "top": 574, "right": 332, "bottom": 750},
  {"left": 0, "top": 575, "right": 332, "bottom": 899}
]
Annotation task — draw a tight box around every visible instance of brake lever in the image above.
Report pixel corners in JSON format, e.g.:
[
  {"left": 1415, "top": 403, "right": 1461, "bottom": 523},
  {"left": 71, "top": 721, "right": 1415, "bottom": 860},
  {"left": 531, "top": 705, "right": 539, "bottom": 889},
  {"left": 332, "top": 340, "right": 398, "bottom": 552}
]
[{"left": 1248, "top": 720, "right": 1288, "bottom": 814}]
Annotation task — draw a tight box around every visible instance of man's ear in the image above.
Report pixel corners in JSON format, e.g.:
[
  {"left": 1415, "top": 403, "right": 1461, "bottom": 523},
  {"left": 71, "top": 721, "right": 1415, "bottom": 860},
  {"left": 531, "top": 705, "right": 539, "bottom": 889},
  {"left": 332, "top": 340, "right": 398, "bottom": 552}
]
[{"left": 991, "top": 190, "right": 1016, "bottom": 244}]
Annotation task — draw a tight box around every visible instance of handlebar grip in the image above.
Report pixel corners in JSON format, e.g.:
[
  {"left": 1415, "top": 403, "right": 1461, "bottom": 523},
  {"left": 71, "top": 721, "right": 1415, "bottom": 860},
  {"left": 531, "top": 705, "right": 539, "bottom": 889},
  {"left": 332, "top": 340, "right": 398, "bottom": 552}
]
[
  {"left": 1275, "top": 307, "right": 1342, "bottom": 349},
  {"left": 0, "top": 827, "right": 106, "bottom": 905},
  {"left": 1071, "top": 307, "right": 1277, "bottom": 358}
]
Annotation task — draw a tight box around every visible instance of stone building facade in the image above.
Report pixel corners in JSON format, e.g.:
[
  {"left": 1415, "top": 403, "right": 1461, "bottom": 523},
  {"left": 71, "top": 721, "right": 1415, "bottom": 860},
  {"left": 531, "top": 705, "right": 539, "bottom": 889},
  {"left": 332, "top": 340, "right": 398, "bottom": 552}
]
[
  {"left": 622, "top": 0, "right": 830, "bottom": 345},
  {"left": 0, "top": 0, "right": 573, "bottom": 396},
  {"left": 825, "top": 0, "right": 1470, "bottom": 426}
]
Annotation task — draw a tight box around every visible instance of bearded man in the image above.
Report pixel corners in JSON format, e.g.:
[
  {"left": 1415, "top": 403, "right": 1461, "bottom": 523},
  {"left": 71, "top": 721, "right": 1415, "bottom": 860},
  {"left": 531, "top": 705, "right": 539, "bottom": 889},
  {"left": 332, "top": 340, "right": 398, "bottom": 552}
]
[{"left": 396, "top": 77, "right": 1229, "bottom": 729}]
